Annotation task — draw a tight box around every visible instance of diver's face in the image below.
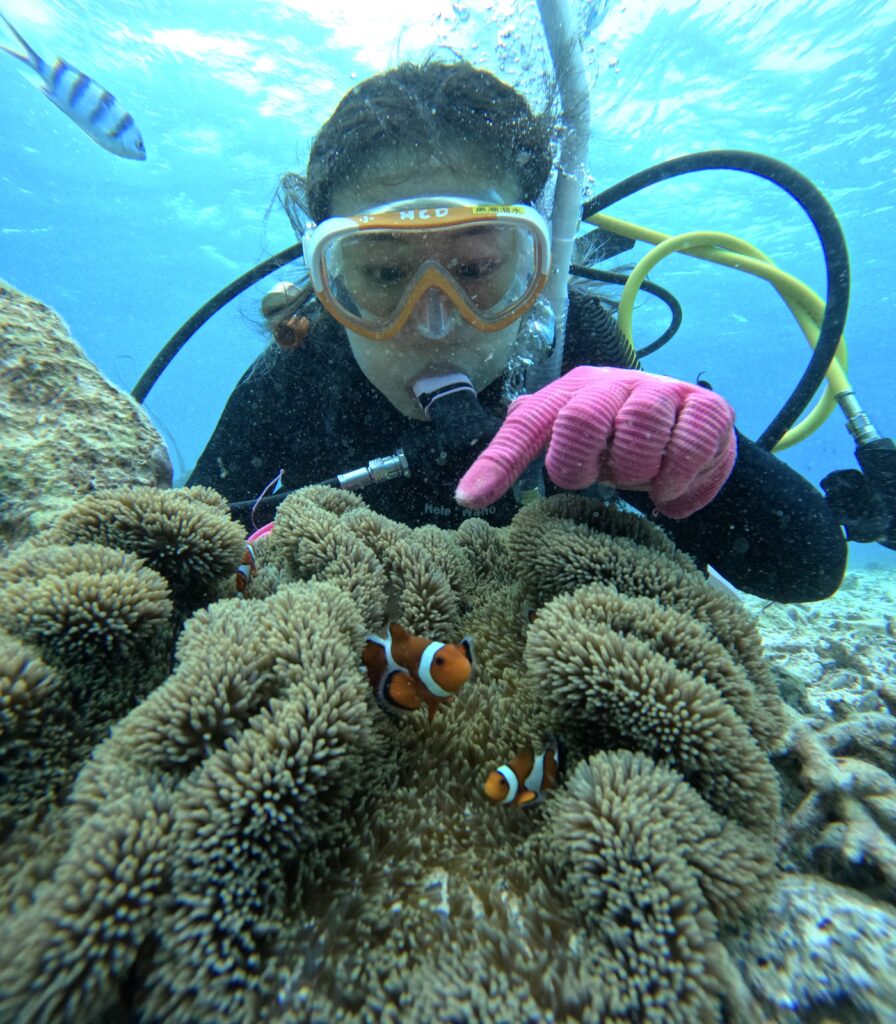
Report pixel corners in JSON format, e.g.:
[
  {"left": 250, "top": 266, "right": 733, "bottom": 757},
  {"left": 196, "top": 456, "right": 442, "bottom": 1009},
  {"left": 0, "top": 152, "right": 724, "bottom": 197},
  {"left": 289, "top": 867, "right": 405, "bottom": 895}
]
[{"left": 329, "top": 157, "right": 525, "bottom": 420}]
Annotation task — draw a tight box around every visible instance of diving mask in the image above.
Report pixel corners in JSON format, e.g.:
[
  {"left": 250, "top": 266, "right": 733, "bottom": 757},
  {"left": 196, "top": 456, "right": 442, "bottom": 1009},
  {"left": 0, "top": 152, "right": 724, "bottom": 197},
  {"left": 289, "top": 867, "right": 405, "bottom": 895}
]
[{"left": 302, "top": 197, "right": 551, "bottom": 341}]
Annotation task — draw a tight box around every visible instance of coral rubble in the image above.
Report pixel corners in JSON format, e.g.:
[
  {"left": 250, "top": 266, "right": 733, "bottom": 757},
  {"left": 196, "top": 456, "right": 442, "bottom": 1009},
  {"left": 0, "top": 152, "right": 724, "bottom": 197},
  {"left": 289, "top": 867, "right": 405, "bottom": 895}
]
[
  {"left": 730, "top": 873, "right": 896, "bottom": 1023},
  {"left": 780, "top": 707, "right": 896, "bottom": 902},
  {"left": 746, "top": 572, "right": 896, "bottom": 906}
]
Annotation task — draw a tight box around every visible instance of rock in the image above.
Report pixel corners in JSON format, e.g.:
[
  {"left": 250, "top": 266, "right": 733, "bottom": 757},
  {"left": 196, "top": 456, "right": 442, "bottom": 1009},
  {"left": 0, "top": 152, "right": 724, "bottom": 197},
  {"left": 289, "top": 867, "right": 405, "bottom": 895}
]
[{"left": 0, "top": 280, "right": 172, "bottom": 547}]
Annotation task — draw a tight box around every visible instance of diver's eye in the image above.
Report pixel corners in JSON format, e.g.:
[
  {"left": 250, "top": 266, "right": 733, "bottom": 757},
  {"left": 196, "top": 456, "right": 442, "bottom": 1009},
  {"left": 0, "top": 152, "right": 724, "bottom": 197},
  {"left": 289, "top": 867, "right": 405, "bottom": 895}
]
[
  {"left": 365, "top": 265, "right": 409, "bottom": 286},
  {"left": 452, "top": 258, "right": 502, "bottom": 280}
]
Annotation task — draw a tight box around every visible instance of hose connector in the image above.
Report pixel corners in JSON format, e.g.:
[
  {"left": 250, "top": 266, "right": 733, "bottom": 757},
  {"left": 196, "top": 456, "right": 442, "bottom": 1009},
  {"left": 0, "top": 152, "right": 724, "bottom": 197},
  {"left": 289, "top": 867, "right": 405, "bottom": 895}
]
[
  {"left": 335, "top": 450, "right": 410, "bottom": 490},
  {"left": 836, "top": 390, "right": 882, "bottom": 446}
]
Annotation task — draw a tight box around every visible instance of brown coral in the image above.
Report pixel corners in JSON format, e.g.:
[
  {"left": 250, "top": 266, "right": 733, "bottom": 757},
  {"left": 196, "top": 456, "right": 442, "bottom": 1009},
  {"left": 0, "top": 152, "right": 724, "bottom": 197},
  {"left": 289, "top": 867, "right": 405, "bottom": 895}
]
[
  {"left": 0, "top": 492, "right": 787, "bottom": 1024},
  {"left": 526, "top": 583, "right": 782, "bottom": 832},
  {"left": 0, "top": 632, "right": 68, "bottom": 834},
  {"left": 267, "top": 487, "right": 389, "bottom": 627},
  {"left": 0, "top": 580, "right": 385, "bottom": 1024},
  {"left": 82, "top": 582, "right": 372, "bottom": 784},
  {"left": 0, "top": 631, "right": 57, "bottom": 748},
  {"left": 44, "top": 485, "right": 246, "bottom": 607},
  {"left": 268, "top": 486, "right": 468, "bottom": 637},
  {"left": 143, "top": 680, "right": 379, "bottom": 1023},
  {"left": 455, "top": 514, "right": 515, "bottom": 596},
  {"left": 0, "top": 785, "right": 175, "bottom": 1024},
  {"left": 0, "top": 541, "right": 174, "bottom": 842},
  {"left": 507, "top": 493, "right": 694, "bottom": 601},
  {"left": 542, "top": 750, "right": 773, "bottom": 1023},
  {"left": 0, "top": 542, "right": 173, "bottom": 672},
  {"left": 547, "top": 750, "right": 774, "bottom": 928},
  {"left": 508, "top": 495, "right": 776, "bottom": 693}
]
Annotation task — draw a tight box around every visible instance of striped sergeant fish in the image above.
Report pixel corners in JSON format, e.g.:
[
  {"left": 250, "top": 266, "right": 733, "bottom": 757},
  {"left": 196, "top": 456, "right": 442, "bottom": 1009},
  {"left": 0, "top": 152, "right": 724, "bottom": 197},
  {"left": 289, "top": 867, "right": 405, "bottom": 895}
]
[{"left": 1, "top": 13, "right": 145, "bottom": 160}]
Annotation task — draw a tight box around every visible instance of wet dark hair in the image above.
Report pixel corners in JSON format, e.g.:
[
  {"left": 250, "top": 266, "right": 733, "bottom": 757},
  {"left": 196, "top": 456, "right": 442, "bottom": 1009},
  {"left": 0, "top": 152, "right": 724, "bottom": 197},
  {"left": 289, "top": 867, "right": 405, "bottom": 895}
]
[{"left": 280, "top": 60, "right": 554, "bottom": 227}]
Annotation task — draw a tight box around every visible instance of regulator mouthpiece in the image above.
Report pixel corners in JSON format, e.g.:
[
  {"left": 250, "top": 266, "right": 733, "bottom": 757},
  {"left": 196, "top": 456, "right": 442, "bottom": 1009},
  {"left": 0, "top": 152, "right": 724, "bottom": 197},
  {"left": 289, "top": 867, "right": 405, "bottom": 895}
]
[
  {"left": 412, "top": 372, "right": 478, "bottom": 419},
  {"left": 404, "top": 371, "right": 501, "bottom": 477}
]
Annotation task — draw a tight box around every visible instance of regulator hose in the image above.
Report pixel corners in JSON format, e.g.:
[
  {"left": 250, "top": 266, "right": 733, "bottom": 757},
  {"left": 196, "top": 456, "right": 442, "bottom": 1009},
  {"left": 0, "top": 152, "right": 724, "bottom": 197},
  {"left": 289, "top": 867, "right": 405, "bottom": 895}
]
[
  {"left": 582, "top": 150, "right": 850, "bottom": 452},
  {"left": 227, "top": 379, "right": 501, "bottom": 525},
  {"left": 131, "top": 241, "right": 303, "bottom": 404},
  {"left": 568, "top": 264, "right": 682, "bottom": 359}
]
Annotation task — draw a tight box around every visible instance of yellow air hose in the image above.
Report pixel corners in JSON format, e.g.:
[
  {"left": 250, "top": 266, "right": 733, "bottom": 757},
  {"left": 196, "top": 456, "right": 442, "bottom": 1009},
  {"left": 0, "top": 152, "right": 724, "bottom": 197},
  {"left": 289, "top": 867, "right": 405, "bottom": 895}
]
[{"left": 586, "top": 211, "right": 852, "bottom": 451}]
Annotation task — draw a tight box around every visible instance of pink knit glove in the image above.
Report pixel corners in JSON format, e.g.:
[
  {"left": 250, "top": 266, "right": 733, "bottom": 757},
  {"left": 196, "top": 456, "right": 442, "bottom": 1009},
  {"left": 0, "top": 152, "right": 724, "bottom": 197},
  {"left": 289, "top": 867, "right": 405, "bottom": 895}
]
[{"left": 456, "top": 366, "right": 737, "bottom": 519}]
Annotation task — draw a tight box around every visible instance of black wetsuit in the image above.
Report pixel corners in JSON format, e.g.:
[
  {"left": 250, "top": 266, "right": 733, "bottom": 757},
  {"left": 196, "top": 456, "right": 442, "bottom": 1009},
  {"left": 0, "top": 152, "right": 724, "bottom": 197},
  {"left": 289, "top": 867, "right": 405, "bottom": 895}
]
[{"left": 189, "top": 293, "right": 847, "bottom": 602}]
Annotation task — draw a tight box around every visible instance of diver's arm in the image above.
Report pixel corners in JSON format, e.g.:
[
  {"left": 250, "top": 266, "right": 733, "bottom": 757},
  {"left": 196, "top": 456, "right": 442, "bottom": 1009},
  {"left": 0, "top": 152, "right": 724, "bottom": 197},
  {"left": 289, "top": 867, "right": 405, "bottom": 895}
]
[
  {"left": 621, "top": 431, "right": 847, "bottom": 602},
  {"left": 187, "top": 354, "right": 303, "bottom": 504},
  {"left": 187, "top": 389, "right": 265, "bottom": 503},
  {"left": 188, "top": 320, "right": 385, "bottom": 515}
]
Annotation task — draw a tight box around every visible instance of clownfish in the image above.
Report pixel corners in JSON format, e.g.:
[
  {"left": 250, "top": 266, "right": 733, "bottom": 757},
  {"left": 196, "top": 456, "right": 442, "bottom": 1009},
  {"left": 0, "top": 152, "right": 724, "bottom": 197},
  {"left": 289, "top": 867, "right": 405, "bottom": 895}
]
[
  {"left": 235, "top": 542, "right": 257, "bottom": 594},
  {"left": 363, "top": 622, "right": 474, "bottom": 720},
  {"left": 483, "top": 737, "right": 564, "bottom": 808},
  {"left": 235, "top": 523, "right": 275, "bottom": 595}
]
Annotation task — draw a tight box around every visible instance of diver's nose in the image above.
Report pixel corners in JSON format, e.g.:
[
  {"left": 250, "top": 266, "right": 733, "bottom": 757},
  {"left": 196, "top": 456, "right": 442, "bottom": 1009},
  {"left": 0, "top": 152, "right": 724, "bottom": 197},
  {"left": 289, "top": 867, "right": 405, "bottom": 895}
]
[{"left": 411, "top": 288, "right": 459, "bottom": 340}]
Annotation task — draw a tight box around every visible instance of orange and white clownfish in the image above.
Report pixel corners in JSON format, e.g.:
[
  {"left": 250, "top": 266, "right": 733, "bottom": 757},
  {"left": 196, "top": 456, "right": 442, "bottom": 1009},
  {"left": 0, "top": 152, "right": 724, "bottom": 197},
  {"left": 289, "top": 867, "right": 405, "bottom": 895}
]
[
  {"left": 235, "top": 542, "right": 257, "bottom": 594},
  {"left": 483, "top": 737, "right": 564, "bottom": 808},
  {"left": 362, "top": 622, "right": 474, "bottom": 720}
]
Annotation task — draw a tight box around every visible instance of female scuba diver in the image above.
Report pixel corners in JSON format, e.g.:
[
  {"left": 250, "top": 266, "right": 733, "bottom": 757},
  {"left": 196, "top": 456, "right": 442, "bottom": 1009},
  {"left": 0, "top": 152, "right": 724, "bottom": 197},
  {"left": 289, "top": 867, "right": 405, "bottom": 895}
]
[{"left": 187, "top": 59, "right": 847, "bottom": 603}]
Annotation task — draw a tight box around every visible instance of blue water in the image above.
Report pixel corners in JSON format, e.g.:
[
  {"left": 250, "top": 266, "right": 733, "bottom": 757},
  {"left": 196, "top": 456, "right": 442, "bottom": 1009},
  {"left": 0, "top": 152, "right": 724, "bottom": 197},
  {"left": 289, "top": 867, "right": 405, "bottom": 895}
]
[{"left": 1, "top": 0, "right": 894, "bottom": 568}]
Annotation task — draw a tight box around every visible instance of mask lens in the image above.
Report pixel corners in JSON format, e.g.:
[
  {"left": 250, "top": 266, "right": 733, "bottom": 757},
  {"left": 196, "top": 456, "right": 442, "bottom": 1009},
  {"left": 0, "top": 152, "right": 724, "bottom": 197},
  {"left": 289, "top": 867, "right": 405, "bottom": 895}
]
[
  {"left": 337, "top": 231, "right": 415, "bottom": 319},
  {"left": 322, "top": 221, "right": 539, "bottom": 331}
]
